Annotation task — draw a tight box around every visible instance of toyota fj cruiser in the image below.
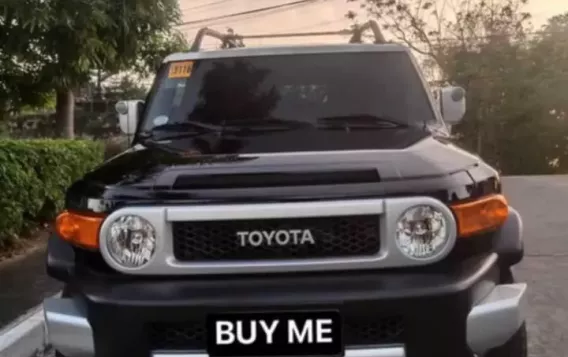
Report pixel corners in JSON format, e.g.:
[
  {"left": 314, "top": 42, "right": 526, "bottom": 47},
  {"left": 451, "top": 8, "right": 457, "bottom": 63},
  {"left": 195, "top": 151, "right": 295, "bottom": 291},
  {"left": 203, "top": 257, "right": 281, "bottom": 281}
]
[{"left": 44, "top": 21, "right": 527, "bottom": 357}]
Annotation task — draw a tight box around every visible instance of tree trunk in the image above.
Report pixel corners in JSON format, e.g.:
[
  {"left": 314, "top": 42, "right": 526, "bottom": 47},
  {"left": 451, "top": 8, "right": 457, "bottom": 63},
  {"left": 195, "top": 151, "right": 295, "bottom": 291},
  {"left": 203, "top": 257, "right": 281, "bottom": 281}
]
[
  {"left": 55, "top": 89, "right": 75, "bottom": 138},
  {"left": 96, "top": 69, "right": 103, "bottom": 100}
]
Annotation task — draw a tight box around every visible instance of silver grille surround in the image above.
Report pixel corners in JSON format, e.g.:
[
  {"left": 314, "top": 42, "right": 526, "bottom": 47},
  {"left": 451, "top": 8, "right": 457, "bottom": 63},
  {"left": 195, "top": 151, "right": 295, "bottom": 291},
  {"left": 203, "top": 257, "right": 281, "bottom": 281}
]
[{"left": 98, "top": 197, "right": 457, "bottom": 275}]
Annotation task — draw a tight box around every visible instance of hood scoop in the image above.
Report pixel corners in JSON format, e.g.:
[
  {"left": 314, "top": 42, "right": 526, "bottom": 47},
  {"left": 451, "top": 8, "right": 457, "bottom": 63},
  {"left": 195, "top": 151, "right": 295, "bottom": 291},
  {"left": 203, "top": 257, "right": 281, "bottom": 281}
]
[{"left": 172, "top": 169, "right": 380, "bottom": 189}]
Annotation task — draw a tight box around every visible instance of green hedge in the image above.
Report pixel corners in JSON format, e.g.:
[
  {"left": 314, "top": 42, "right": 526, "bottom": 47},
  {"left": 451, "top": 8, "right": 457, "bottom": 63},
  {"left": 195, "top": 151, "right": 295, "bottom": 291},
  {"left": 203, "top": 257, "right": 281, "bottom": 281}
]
[{"left": 0, "top": 139, "right": 104, "bottom": 249}]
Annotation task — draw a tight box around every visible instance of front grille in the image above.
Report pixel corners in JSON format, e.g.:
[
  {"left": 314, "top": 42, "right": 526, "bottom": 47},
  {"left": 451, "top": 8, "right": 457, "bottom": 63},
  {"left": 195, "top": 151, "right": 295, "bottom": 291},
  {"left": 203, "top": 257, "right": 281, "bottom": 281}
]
[
  {"left": 148, "top": 315, "right": 404, "bottom": 350},
  {"left": 172, "top": 215, "right": 381, "bottom": 261}
]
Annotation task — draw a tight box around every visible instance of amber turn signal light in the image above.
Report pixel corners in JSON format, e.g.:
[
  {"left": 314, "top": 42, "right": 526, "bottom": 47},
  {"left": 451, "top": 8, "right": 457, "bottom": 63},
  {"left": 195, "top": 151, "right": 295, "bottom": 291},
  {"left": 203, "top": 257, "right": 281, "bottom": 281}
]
[
  {"left": 450, "top": 194, "right": 509, "bottom": 238},
  {"left": 55, "top": 210, "right": 104, "bottom": 250}
]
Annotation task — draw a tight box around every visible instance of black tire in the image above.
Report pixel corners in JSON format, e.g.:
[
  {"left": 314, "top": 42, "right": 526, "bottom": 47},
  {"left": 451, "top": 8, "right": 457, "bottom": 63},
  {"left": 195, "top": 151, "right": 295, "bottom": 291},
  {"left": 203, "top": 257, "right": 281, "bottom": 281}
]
[
  {"left": 484, "top": 322, "right": 528, "bottom": 357},
  {"left": 484, "top": 268, "right": 528, "bottom": 357},
  {"left": 60, "top": 284, "right": 75, "bottom": 298},
  {"left": 44, "top": 344, "right": 66, "bottom": 357},
  {"left": 499, "top": 266, "right": 515, "bottom": 284}
]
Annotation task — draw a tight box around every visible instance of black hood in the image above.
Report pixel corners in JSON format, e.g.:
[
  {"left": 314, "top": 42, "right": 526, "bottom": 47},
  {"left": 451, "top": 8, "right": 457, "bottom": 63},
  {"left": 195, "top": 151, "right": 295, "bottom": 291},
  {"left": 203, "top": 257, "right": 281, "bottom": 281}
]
[
  {"left": 91, "top": 137, "right": 479, "bottom": 185},
  {"left": 88, "top": 126, "right": 438, "bottom": 188},
  {"left": 65, "top": 134, "right": 500, "bottom": 213}
]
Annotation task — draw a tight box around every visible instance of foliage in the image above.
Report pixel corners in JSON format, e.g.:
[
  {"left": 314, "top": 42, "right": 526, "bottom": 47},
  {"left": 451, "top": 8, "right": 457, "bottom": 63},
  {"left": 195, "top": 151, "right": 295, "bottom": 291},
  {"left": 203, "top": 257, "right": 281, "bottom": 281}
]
[
  {"left": 0, "top": 139, "right": 104, "bottom": 248},
  {"left": 0, "top": 12, "right": 54, "bottom": 122},
  {"left": 348, "top": 0, "right": 568, "bottom": 174},
  {"left": 347, "top": 0, "right": 531, "bottom": 68},
  {"left": 104, "top": 75, "right": 149, "bottom": 100},
  {"left": 135, "top": 31, "right": 190, "bottom": 77},
  {"left": 2, "top": 73, "right": 149, "bottom": 140},
  {"left": 0, "top": 0, "right": 183, "bottom": 137},
  {"left": 28, "top": 0, "right": 182, "bottom": 88},
  {"left": 103, "top": 135, "right": 131, "bottom": 159}
]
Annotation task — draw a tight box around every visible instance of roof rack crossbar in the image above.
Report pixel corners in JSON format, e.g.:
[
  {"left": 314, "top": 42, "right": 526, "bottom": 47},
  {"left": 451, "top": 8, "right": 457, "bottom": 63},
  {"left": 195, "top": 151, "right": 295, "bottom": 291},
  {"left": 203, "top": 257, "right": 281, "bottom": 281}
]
[
  {"left": 349, "top": 20, "right": 386, "bottom": 44},
  {"left": 189, "top": 20, "right": 386, "bottom": 51},
  {"left": 190, "top": 28, "right": 245, "bottom": 51},
  {"left": 238, "top": 29, "right": 353, "bottom": 39}
]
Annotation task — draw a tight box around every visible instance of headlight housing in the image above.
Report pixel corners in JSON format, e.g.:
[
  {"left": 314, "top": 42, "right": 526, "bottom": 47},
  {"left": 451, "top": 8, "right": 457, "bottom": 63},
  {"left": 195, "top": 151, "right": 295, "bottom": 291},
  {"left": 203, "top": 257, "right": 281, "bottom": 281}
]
[
  {"left": 395, "top": 205, "right": 451, "bottom": 260},
  {"left": 105, "top": 215, "right": 157, "bottom": 268}
]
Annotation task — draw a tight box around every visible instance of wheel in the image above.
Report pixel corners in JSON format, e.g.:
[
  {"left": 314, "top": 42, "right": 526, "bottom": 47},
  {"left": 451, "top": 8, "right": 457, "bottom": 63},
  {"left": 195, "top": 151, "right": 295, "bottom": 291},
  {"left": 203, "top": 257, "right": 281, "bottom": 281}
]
[
  {"left": 484, "top": 268, "right": 528, "bottom": 357},
  {"left": 484, "top": 322, "right": 528, "bottom": 357}
]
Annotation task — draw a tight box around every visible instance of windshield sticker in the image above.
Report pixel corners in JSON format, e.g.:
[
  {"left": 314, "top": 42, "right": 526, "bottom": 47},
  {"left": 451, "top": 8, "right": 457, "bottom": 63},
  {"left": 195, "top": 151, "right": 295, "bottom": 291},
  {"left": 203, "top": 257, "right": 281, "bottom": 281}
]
[
  {"left": 152, "top": 115, "right": 169, "bottom": 126},
  {"left": 168, "top": 61, "right": 194, "bottom": 79}
]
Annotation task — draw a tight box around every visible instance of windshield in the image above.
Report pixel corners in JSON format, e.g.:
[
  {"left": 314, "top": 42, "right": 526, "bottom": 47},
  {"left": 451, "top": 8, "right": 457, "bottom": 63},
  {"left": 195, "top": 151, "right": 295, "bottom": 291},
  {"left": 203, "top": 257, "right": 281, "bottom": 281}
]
[{"left": 138, "top": 51, "right": 439, "bottom": 153}]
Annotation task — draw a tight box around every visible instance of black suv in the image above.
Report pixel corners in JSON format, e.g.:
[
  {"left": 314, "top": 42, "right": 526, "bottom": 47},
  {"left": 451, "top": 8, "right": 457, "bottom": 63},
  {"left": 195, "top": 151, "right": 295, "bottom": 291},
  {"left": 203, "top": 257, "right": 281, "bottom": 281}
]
[{"left": 44, "top": 22, "right": 527, "bottom": 357}]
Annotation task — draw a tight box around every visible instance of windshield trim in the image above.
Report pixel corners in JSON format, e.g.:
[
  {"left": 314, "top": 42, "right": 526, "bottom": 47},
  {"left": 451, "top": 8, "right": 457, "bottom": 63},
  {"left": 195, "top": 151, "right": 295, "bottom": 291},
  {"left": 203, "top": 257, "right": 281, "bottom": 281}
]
[
  {"left": 133, "top": 65, "right": 168, "bottom": 145},
  {"left": 405, "top": 52, "right": 450, "bottom": 135},
  {"left": 136, "top": 51, "right": 449, "bottom": 145}
]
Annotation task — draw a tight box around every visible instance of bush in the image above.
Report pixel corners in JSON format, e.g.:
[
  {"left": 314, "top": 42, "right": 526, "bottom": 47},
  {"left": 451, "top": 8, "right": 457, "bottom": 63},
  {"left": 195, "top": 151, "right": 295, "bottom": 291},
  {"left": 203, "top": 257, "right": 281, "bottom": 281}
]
[
  {"left": 0, "top": 139, "right": 104, "bottom": 249},
  {"left": 103, "top": 135, "right": 131, "bottom": 160}
]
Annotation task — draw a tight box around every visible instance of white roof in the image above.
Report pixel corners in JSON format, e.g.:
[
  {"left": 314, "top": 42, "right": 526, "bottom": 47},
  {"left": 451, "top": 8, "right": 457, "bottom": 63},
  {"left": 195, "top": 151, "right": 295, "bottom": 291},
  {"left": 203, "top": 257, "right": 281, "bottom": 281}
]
[{"left": 163, "top": 43, "right": 409, "bottom": 63}]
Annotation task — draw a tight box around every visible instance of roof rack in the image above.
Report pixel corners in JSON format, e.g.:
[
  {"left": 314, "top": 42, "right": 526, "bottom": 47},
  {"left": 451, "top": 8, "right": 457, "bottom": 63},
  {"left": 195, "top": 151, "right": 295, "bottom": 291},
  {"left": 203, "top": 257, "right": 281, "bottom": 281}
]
[{"left": 189, "top": 20, "right": 386, "bottom": 52}]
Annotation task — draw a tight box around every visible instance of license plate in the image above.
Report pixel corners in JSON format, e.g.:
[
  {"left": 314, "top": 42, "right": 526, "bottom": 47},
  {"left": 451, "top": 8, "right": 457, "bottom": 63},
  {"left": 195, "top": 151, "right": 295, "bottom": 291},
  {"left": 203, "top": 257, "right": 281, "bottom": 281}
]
[{"left": 207, "top": 311, "right": 343, "bottom": 357}]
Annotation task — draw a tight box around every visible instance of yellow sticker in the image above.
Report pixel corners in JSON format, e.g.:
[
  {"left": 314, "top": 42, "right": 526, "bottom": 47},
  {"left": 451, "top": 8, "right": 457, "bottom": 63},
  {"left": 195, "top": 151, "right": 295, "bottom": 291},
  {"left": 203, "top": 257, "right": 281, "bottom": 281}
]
[{"left": 168, "top": 61, "right": 194, "bottom": 79}]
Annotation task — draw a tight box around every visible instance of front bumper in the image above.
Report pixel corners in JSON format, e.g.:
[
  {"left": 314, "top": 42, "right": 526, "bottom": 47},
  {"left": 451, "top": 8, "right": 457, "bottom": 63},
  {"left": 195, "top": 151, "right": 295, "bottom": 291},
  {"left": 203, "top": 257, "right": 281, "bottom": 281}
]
[{"left": 43, "top": 253, "right": 527, "bottom": 357}]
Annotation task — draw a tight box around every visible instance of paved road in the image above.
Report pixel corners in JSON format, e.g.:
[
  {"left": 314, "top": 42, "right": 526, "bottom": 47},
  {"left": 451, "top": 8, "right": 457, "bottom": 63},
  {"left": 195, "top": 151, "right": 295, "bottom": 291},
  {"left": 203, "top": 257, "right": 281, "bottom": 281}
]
[
  {"left": 0, "top": 248, "right": 61, "bottom": 329},
  {"left": 503, "top": 176, "right": 568, "bottom": 357},
  {"left": 9, "top": 176, "right": 568, "bottom": 356}
]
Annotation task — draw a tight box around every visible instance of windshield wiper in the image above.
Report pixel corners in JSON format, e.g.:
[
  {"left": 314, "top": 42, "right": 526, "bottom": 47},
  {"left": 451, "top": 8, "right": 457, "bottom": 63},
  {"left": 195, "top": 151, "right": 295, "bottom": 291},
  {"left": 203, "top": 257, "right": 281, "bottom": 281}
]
[
  {"left": 316, "top": 114, "right": 409, "bottom": 130},
  {"left": 140, "top": 118, "right": 306, "bottom": 143},
  {"left": 140, "top": 121, "right": 238, "bottom": 139},
  {"left": 223, "top": 118, "right": 312, "bottom": 132},
  {"left": 136, "top": 134, "right": 184, "bottom": 154}
]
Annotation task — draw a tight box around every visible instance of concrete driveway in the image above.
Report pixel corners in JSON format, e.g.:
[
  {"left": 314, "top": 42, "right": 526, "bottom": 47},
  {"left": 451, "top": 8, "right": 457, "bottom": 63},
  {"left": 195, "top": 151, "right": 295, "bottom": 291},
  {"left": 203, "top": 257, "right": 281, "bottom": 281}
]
[{"left": 503, "top": 176, "right": 568, "bottom": 357}]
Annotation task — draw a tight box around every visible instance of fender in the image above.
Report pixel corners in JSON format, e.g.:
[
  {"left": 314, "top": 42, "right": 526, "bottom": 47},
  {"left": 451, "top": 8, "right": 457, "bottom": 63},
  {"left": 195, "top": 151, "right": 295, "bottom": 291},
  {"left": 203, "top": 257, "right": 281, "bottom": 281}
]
[
  {"left": 493, "top": 206, "right": 524, "bottom": 267},
  {"left": 46, "top": 233, "right": 76, "bottom": 283}
]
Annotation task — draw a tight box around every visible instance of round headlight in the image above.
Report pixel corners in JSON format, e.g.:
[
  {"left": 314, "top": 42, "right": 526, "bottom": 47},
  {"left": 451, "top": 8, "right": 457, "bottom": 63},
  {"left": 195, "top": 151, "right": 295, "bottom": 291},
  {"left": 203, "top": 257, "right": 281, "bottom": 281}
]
[
  {"left": 395, "top": 205, "right": 451, "bottom": 260},
  {"left": 106, "top": 215, "right": 157, "bottom": 268}
]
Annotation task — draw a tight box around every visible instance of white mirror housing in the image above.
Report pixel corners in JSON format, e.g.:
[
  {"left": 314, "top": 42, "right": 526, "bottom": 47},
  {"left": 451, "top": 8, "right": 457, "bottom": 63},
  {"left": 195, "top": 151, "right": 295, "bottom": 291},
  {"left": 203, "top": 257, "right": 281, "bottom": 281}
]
[
  {"left": 116, "top": 100, "right": 144, "bottom": 135},
  {"left": 440, "top": 86, "right": 466, "bottom": 125}
]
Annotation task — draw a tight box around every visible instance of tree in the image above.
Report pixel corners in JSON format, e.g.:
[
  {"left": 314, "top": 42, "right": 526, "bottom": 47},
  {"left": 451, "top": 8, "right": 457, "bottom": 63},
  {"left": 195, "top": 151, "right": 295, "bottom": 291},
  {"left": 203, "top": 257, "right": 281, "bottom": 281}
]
[
  {"left": 1, "top": 0, "right": 183, "bottom": 138},
  {"left": 0, "top": 1, "right": 54, "bottom": 121},
  {"left": 347, "top": 0, "right": 568, "bottom": 174},
  {"left": 346, "top": 0, "right": 531, "bottom": 71},
  {"left": 135, "top": 31, "right": 189, "bottom": 78},
  {"left": 525, "top": 13, "right": 568, "bottom": 171},
  {"left": 90, "top": 31, "right": 188, "bottom": 100}
]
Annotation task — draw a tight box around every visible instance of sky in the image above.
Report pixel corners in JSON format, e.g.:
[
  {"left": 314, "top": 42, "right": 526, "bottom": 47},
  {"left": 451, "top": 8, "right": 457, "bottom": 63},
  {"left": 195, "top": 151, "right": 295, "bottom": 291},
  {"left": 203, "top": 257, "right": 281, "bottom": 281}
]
[
  {"left": 177, "top": 0, "right": 568, "bottom": 49},
  {"left": 177, "top": 0, "right": 358, "bottom": 48}
]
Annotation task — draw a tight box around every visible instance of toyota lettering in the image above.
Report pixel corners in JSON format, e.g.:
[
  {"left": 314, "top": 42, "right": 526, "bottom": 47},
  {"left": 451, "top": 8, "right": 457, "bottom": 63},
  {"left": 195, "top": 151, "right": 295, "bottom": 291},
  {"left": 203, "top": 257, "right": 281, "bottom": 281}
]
[{"left": 236, "top": 229, "right": 316, "bottom": 247}]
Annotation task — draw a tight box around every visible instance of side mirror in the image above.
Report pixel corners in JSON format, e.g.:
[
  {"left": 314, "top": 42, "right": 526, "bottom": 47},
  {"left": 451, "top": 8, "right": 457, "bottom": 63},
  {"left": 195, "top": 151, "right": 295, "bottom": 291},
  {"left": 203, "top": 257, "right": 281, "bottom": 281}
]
[
  {"left": 115, "top": 100, "right": 144, "bottom": 135},
  {"left": 440, "top": 86, "right": 466, "bottom": 125}
]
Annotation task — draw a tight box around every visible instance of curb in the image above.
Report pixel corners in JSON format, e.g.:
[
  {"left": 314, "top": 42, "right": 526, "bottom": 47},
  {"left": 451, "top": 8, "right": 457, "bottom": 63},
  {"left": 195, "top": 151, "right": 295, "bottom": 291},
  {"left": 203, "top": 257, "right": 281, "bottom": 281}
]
[
  {"left": 0, "top": 305, "right": 46, "bottom": 357},
  {"left": 0, "top": 293, "right": 60, "bottom": 357}
]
